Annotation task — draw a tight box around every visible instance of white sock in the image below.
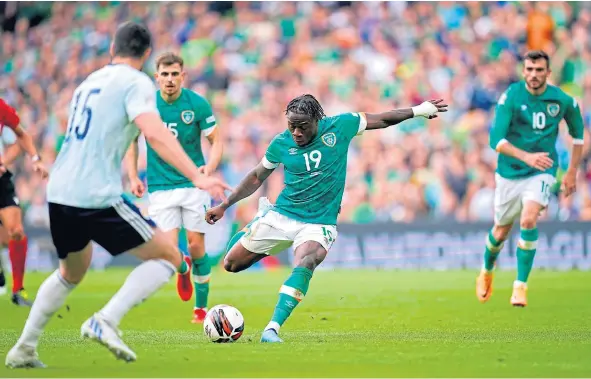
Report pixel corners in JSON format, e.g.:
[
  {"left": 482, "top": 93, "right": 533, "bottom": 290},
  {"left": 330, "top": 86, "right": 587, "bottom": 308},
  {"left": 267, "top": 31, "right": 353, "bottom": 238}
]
[
  {"left": 17, "top": 270, "right": 75, "bottom": 348},
  {"left": 265, "top": 321, "right": 281, "bottom": 333},
  {"left": 98, "top": 259, "right": 175, "bottom": 328}
]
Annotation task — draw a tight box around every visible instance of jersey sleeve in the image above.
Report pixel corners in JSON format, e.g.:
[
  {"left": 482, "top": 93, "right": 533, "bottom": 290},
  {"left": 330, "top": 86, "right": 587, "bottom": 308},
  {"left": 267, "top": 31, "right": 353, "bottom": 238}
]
[
  {"left": 193, "top": 93, "right": 217, "bottom": 137},
  {"left": 564, "top": 96, "right": 584, "bottom": 145},
  {"left": 262, "top": 136, "right": 281, "bottom": 169},
  {"left": 489, "top": 87, "right": 513, "bottom": 151},
  {"left": 124, "top": 75, "right": 159, "bottom": 122},
  {"left": 335, "top": 112, "right": 368, "bottom": 141},
  {"left": 0, "top": 99, "right": 20, "bottom": 130}
]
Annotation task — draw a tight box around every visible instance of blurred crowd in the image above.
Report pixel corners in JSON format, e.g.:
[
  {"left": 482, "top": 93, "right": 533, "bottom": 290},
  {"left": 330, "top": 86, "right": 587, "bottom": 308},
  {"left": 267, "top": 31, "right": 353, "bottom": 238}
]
[{"left": 1, "top": 1, "right": 591, "bottom": 229}]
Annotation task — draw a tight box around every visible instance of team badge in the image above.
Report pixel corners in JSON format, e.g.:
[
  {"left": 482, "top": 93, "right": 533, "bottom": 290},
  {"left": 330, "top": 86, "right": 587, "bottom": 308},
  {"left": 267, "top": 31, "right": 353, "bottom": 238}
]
[
  {"left": 547, "top": 103, "right": 560, "bottom": 117},
  {"left": 321, "top": 132, "right": 336, "bottom": 147},
  {"left": 181, "top": 110, "right": 195, "bottom": 124}
]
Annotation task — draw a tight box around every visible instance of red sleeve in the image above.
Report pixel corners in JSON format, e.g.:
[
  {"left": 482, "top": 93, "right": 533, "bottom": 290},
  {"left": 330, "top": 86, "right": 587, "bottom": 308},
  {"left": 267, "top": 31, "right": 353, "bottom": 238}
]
[{"left": 0, "top": 99, "right": 20, "bottom": 130}]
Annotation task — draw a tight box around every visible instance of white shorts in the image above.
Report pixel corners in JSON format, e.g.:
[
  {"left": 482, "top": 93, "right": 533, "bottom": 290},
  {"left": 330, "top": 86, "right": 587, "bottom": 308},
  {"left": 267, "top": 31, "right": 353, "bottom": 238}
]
[
  {"left": 240, "top": 207, "right": 337, "bottom": 256},
  {"left": 494, "top": 173, "right": 555, "bottom": 226},
  {"left": 148, "top": 187, "right": 211, "bottom": 233}
]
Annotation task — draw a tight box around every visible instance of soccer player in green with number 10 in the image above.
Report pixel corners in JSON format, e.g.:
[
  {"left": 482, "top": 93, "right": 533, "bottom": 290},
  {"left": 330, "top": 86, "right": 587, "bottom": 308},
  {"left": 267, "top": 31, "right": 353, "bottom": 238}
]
[
  {"left": 206, "top": 94, "right": 448, "bottom": 343},
  {"left": 477, "top": 50, "right": 585, "bottom": 307},
  {"left": 126, "top": 53, "right": 223, "bottom": 323}
]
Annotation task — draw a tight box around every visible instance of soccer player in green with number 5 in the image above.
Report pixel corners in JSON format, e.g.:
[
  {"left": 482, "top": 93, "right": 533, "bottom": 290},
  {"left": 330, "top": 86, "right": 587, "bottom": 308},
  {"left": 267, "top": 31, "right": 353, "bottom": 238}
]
[
  {"left": 126, "top": 53, "right": 223, "bottom": 323},
  {"left": 206, "top": 94, "right": 448, "bottom": 343},
  {"left": 477, "top": 51, "right": 585, "bottom": 307}
]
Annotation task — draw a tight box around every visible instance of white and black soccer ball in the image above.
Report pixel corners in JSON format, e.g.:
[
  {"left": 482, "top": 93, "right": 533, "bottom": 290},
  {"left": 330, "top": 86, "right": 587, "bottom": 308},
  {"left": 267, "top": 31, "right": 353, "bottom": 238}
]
[{"left": 203, "top": 304, "right": 244, "bottom": 343}]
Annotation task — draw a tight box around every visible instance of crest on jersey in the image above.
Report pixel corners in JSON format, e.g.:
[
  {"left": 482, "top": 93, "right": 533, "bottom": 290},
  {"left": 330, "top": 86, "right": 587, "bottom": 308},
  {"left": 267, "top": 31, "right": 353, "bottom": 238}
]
[
  {"left": 181, "top": 110, "right": 195, "bottom": 125},
  {"left": 547, "top": 103, "right": 560, "bottom": 117},
  {"left": 321, "top": 133, "right": 336, "bottom": 147}
]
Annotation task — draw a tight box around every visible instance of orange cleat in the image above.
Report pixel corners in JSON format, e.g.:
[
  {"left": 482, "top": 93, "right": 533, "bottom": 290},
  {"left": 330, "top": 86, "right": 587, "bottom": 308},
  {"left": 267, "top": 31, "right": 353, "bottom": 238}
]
[
  {"left": 476, "top": 269, "right": 494, "bottom": 303},
  {"left": 191, "top": 308, "right": 208, "bottom": 324},
  {"left": 510, "top": 281, "right": 528, "bottom": 307},
  {"left": 177, "top": 255, "right": 193, "bottom": 302}
]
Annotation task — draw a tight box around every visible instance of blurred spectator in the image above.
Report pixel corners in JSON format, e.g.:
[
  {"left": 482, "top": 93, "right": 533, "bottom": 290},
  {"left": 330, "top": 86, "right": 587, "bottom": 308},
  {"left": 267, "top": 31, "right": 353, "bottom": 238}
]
[{"left": 1, "top": 1, "right": 590, "bottom": 229}]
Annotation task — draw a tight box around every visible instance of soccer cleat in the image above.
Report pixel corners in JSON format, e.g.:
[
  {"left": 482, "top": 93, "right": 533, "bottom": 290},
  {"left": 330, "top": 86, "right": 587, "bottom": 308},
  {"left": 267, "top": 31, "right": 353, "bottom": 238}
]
[
  {"left": 476, "top": 269, "right": 494, "bottom": 303},
  {"left": 176, "top": 255, "right": 193, "bottom": 302},
  {"left": 5, "top": 344, "right": 46, "bottom": 369},
  {"left": 81, "top": 314, "right": 137, "bottom": 362},
  {"left": 11, "top": 289, "right": 32, "bottom": 307},
  {"left": 511, "top": 281, "right": 528, "bottom": 307},
  {"left": 260, "top": 329, "right": 283, "bottom": 343},
  {"left": 191, "top": 308, "right": 207, "bottom": 324}
]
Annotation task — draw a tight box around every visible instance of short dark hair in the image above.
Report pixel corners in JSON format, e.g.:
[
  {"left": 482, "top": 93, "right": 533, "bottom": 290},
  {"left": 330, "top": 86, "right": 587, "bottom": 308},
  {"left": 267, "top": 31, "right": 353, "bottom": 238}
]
[
  {"left": 285, "top": 94, "right": 326, "bottom": 122},
  {"left": 113, "top": 21, "right": 152, "bottom": 59},
  {"left": 523, "top": 50, "right": 550, "bottom": 69},
  {"left": 156, "top": 52, "right": 184, "bottom": 71}
]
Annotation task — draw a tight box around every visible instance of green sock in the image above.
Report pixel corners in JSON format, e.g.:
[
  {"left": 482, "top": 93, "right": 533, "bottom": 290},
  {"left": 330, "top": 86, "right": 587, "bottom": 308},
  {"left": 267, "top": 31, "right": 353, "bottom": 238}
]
[
  {"left": 268, "top": 267, "right": 313, "bottom": 330},
  {"left": 483, "top": 231, "right": 504, "bottom": 271},
  {"left": 516, "top": 227, "right": 538, "bottom": 283},
  {"left": 178, "top": 250, "right": 189, "bottom": 274},
  {"left": 192, "top": 254, "right": 211, "bottom": 309}
]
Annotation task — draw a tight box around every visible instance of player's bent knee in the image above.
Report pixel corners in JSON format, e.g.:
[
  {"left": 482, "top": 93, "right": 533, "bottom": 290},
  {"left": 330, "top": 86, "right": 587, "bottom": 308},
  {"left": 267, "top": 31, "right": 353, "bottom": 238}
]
[
  {"left": 223, "top": 258, "right": 241, "bottom": 273},
  {"left": 492, "top": 224, "right": 511, "bottom": 241},
  {"left": 59, "top": 266, "right": 85, "bottom": 285},
  {"left": 520, "top": 217, "right": 537, "bottom": 230}
]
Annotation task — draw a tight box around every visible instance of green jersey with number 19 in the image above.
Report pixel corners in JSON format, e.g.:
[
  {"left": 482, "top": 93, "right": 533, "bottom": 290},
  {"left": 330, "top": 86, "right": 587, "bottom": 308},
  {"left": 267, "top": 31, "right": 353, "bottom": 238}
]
[
  {"left": 489, "top": 81, "right": 584, "bottom": 180},
  {"left": 262, "top": 112, "right": 367, "bottom": 226},
  {"left": 146, "top": 88, "right": 216, "bottom": 193}
]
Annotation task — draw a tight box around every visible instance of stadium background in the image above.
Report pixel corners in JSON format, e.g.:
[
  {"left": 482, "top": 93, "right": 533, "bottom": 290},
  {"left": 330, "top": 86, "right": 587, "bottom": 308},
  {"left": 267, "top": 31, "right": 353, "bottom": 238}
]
[{"left": 1, "top": 1, "right": 591, "bottom": 270}]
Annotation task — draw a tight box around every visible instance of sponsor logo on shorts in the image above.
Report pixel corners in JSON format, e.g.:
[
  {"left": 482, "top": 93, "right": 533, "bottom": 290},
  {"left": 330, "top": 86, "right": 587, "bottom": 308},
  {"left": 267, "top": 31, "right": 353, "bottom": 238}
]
[{"left": 181, "top": 110, "right": 195, "bottom": 124}]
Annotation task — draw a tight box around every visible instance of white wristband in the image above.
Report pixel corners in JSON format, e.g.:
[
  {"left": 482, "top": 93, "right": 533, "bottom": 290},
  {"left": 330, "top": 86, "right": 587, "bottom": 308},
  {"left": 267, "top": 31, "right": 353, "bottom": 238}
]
[
  {"left": 411, "top": 102, "right": 438, "bottom": 118},
  {"left": 32, "top": 154, "right": 40, "bottom": 162}
]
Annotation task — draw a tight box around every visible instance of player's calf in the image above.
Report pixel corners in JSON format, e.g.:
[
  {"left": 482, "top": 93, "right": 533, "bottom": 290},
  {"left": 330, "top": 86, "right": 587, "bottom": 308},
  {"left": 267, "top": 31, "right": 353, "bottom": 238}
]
[
  {"left": 262, "top": 241, "right": 327, "bottom": 342},
  {"left": 477, "top": 224, "right": 511, "bottom": 303},
  {"left": 513, "top": 201, "right": 541, "bottom": 306},
  {"left": 223, "top": 234, "right": 264, "bottom": 273}
]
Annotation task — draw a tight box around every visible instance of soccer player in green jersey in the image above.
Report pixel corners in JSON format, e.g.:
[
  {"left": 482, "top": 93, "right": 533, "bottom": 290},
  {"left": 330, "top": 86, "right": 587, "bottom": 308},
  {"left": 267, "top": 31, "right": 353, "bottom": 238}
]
[
  {"left": 477, "top": 51, "right": 585, "bottom": 307},
  {"left": 126, "top": 53, "right": 223, "bottom": 323},
  {"left": 205, "top": 94, "right": 448, "bottom": 342}
]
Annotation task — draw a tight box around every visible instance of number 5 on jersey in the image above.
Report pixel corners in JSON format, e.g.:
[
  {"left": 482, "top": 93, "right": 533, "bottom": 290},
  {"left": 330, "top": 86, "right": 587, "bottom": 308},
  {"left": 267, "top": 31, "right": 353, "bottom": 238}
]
[
  {"left": 65, "top": 88, "right": 101, "bottom": 141},
  {"left": 164, "top": 122, "right": 178, "bottom": 138}
]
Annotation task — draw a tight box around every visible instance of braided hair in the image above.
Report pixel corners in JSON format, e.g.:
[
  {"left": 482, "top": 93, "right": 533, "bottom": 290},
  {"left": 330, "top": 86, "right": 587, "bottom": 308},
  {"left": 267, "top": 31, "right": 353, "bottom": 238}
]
[{"left": 285, "top": 94, "right": 326, "bottom": 122}]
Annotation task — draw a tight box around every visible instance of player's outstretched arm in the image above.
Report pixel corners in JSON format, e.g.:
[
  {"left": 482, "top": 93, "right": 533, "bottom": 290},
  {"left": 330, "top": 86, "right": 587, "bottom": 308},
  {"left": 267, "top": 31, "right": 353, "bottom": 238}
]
[
  {"left": 135, "top": 112, "right": 231, "bottom": 200},
  {"left": 364, "top": 99, "right": 448, "bottom": 130},
  {"left": 124, "top": 137, "right": 145, "bottom": 197},
  {"left": 205, "top": 162, "right": 274, "bottom": 224}
]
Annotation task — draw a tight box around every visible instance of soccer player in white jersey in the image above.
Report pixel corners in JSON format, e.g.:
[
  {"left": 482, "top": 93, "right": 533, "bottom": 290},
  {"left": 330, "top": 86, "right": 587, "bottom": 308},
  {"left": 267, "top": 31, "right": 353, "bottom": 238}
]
[{"left": 5, "top": 21, "right": 230, "bottom": 369}]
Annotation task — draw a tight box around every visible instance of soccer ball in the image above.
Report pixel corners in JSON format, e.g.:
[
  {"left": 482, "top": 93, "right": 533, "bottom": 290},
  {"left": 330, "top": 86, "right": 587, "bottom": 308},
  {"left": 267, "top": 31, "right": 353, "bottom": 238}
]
[{"left": 203, "top": 304, "right": 244, "bottom": 343}]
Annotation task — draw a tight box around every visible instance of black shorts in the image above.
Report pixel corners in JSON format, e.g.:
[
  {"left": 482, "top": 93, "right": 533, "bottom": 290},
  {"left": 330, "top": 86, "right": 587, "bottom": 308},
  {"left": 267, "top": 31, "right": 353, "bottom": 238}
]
[
  {"left": 49, "top": 197, "right": 156, "bottom": 260},
  {"left": 0, "top": 171, "right": 19, "bottom": 210}
]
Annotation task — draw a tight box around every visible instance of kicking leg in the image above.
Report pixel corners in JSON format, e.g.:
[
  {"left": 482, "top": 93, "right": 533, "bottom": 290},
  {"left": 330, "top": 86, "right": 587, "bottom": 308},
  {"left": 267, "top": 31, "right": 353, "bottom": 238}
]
[
  {"left": 0, "top": 206, "right": 30, "bottom": 306},
  {"left": 476, "top": 223, "right": 513, "bottom": 302},
  {"left": 511, "top": 200, "right": 543, "bottom": 307},
  {"left": 6, "top": 243, "right": 92, "bottom": 368},
  {"left": 186, "top": 230, "right": 211, "bottom": 323},
  {"left": 261, "top": 240, "right": 329, "bottom": 343}
]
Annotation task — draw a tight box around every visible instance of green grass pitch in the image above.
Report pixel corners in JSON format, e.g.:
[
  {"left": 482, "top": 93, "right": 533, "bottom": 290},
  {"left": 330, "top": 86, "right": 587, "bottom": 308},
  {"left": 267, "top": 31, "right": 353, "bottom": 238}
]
[{"left": 0, "top": 268, "right": 590, "bottom": 377}]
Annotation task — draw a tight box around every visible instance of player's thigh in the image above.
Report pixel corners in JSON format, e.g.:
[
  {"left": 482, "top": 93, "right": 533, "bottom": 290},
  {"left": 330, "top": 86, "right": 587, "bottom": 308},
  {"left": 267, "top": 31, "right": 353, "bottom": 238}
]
[
  {"left": 91, "top": 197, "right": 178, "bottom": 265},
  {"left": 180, "top": 187, "right": 211, "bottom": 234},
  {"left": 0, "top": 206, "right": 24, "bottom": 238},
  {"left": 127, "top": 228, "right": 180, "bottom": 268},
  {"left": 493, "top": 174, "right": 524, "bottom": 226},
  {"left": 148, "top": 189, "right": 183, "bottom": 232},
  {"left": 0, "top": 225, "right": 9, "bottom": 247},
  {"left": 240, "top": 211, "right": 293, "bottom": 257},
  {"left": 48, "top": 202, "right": 92, "bottom": 261},
  {"left": 59, "top": 242, "right": 93, "bottom": 284}
]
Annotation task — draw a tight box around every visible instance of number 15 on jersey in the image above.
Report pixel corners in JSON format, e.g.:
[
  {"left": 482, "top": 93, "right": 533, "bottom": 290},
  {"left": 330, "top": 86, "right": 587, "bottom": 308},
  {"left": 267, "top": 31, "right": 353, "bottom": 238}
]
[{"left": 65, "top": 88, "right": 101, "bottom": 142}]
